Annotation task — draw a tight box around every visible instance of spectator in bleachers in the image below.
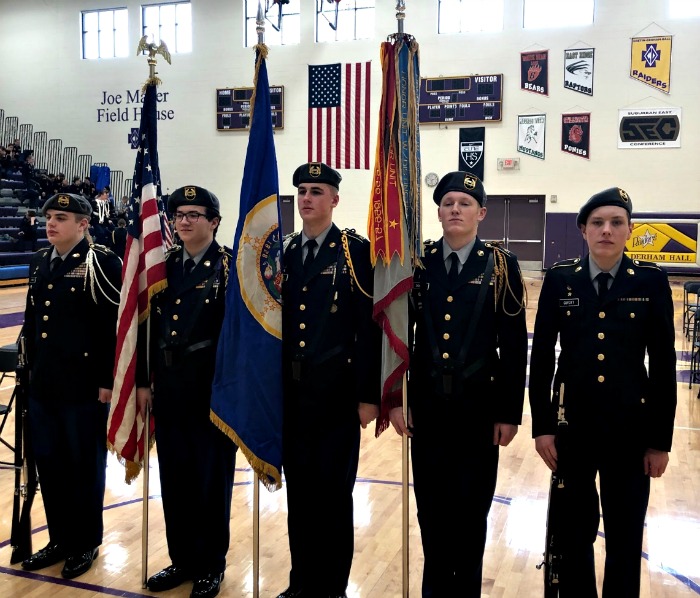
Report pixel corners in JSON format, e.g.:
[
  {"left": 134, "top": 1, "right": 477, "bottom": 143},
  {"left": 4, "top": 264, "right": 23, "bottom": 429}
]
[
  {"left": 110, "top": 218, "right": 127, "bottom": 260},
  {"left": 18, "top": 209, "right": 39, "bottom": 251},
  {"left": 68, "top": 176, "right": 82, "bottom": 194},
  {"left": 90, "top": 188, "right": 113, "bottom": 246}
]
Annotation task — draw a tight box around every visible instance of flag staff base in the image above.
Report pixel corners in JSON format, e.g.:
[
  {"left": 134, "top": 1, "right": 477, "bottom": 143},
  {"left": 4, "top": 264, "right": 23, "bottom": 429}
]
[
  {"left": 402, "top": 373, "right": 409, "bottom": 597},
  {"left": 141, "top": 405, "right": 150, "bottom": 588}
]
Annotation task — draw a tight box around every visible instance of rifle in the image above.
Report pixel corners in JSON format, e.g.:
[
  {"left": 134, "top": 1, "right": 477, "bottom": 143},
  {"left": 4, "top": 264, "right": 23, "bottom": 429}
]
[
  {"left": 536, "top": 382, "right": 568, "bottom": 597},
  {"left": 9, "top": 333, "right": 38, "bottom": 564}
]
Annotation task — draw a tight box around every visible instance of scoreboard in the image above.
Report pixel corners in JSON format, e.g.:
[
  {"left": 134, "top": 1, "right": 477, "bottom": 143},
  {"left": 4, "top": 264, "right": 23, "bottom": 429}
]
[
  {"left": 216, "top": 86, "right": 284, "bottom": 131},
  {"left": 419, "top": 75, "right": 503, "bottom": 124}
]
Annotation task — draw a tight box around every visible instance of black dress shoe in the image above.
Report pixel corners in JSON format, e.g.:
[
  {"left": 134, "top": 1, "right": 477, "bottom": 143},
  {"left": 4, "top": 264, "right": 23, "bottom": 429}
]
[
  {"left": 61, "top": 547, "right": 98, "bottom": 579},
  {"left": 276, "top": 588, "right": 304, "bottom": 598},
  {"left": 21, "top": 543, "right": 66, "bottom": 571},
  {"left": 191, "top": 571, "right": 224, "bottom": 598},
  {"left": 147, "top": 564, "right": 192, "bottom": 592}
]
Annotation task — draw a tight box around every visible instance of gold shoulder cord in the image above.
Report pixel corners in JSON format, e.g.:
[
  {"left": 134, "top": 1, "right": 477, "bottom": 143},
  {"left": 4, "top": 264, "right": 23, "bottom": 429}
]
[
  {"left": 341, "top": 231, "right": 373, "bottom": 299},
  {"left": 219, "top": 246, "right": 230, "bottom": 285},
  {"left": 492, "top": 247, "right": 527, "bottom": 316}
]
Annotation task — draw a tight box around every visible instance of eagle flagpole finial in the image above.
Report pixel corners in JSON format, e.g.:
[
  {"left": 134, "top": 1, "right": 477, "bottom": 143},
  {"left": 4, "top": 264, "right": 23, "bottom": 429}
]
[{"left": 137, "top": 35, "right": 172, "bottom": 88}]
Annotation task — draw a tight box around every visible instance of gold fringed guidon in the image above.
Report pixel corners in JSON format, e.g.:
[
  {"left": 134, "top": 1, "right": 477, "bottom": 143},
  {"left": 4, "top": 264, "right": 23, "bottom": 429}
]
[{"left": 210, "top": 409, "right": 283, "bottom": 492}]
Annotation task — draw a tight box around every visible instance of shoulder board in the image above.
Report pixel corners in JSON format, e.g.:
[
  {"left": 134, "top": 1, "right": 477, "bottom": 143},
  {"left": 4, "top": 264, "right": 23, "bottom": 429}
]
[
  {"left": 551, "top": 257, "right": 581, "bottom": 269},
  {"left": 484, "top": 241, "right": 514, "bottom": 257},
  {"left": 89, "top": 243, "right": 112, "bottom": 255},
  {"left": 165, "top": 244, "right": 182, "bottom": 260},
  {"left": 342, "top": 228, "right": 369, "bottom": 244},
  {"left": 423, "top": 239, "right": 436, "bottom": 247},
  {"left": 630, "top": 258, "right": 662, "bottom": 271},
  {"left": 37, "top": 247, "right": 51, "bottom": 257},
  {"left": 283, "top": 232, "right": 299, "bottom": 251}
]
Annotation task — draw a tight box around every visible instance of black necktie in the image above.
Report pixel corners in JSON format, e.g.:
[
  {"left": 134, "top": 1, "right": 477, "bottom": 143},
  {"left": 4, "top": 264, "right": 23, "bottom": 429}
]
[
  {"left": 448, "top": 252, "right": 460, "bottom": 286},
  {"left": 50, "top": 256, "right": 61, "bottom": 272},
  {"left": 303, "top": 239, "right": 317, "bottom": 272},
  {"left": 596, "top": 272, "right": 612, "bottom": 302},
  {"left": 184, "top": 258, "right": 195, "bottom": 276}
]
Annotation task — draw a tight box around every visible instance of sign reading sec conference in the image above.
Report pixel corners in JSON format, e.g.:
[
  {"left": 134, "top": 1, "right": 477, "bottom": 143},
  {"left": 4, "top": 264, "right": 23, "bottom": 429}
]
[{"left": 618, "top": 107, "right": 681, "bottom": 148}]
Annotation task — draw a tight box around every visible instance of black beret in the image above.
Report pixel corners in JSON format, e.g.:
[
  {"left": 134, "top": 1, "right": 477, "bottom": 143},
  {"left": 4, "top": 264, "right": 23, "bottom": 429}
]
[
  {"left": 433, "top": 171, "right": 487, "bottom": 206},
  {"left": 576, "top": 187, "right": 632, "bottom": 227},
  {"left": 42, "top": 193, "right": 92, "bottom": 217},
  {"left": 168, "top": 185, "right": 220, "bottom": 215},
  {"left": 292, "top": 162, "right": 342, "bottom": 189}
]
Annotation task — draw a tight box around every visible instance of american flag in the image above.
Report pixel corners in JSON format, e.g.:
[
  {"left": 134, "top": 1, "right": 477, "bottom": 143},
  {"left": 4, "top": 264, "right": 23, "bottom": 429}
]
[
  {"left": 107, "top": 83, "right": 169, "bottom": 483},
  {"left": 308, "top": 62, "right": 371, "bottom": 170}
]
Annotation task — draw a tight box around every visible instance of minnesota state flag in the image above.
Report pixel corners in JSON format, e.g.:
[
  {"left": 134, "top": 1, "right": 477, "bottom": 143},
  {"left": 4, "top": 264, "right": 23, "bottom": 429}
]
[{"left": 210, "top": 44, "right": 283, "bottom": 490}]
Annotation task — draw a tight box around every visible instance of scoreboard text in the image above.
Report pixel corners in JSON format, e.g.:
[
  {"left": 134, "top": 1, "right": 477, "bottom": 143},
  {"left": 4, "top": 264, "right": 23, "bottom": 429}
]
[
  {"left": 419, "top": 75, "right": 503, "bottom": 124},
  {"left": 216, "top": 86, "right": 284, "bottom": 131}
]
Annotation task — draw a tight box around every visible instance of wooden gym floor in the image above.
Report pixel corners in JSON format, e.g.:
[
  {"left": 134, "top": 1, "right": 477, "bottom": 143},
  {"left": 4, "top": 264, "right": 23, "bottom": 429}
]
[{"left": 0, "top": 274, "right": 698, "bottom": 597}]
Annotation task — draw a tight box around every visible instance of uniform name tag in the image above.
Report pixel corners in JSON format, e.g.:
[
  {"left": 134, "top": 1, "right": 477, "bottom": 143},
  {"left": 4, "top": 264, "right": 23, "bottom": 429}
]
[
  {"left": 321, "top": 266, "right": 334, "bottom": 275},
  {"left": 560, "top": 298, "right": 579, "bottom": 307}
]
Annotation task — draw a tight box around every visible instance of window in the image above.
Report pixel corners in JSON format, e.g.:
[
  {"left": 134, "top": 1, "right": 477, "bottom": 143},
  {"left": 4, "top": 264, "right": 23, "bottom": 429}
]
[
  {"left": 523, "top": 0, "right": 594, "bottom": 29},
  {"left": 438, "top": 0, "right": 504, "bottom": 34},
  {"left": 81, "top": 8, "right": 129, "bottom": 59},
  {"left": 669, "top": 0, "right": 700, "bottom": 18},
  {"left": 142, "top": 2, "right": 192, "bottom": 54},
  {"left": 316, "top": 0, "right": 375, "bottom": 43},
  {"left": 245, "top": 0, "right": 301, "bottom": 47}
]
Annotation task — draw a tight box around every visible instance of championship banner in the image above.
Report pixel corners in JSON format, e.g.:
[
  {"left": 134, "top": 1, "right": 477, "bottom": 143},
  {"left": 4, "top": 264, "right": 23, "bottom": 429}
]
[
  {"left": 564, "top": 48, "right": 594, "bottom": 95},
  {"left": 521, "top": 50, "right": 549, "bottom": 96},
  {"left": 561, "top": 113, "right": 590, "bottom": 159},
  {"left": 626, "top": 220, "right": 698, "bottom": 268},
  {"left": 630, "top": 35, "right": 672, "bottom": 94},
  {"left": 517, "top": 114, "right": 546, "bottom": 160},
  {"left": 618, "top": 107, "right": 681, "bottom": 148},
  {"left": 458, "top": 127, "right": 485, "bottom": 180}
]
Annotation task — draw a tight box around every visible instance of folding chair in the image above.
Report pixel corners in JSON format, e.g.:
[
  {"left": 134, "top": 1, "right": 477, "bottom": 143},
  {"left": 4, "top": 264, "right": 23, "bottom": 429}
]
[
  {"left": 683, "top": 281, "right": 700, "bottom": 340},
  {"left": 0, "top": 343, "right": 19, "bottom": 466},
  {"left": 690, "top": 311, "right": 700, "bottom": 398}
]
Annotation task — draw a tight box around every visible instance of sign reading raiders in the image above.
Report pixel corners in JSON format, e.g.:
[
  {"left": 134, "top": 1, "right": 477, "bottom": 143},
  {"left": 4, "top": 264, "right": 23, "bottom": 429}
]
[{"left": 618, "top": 107, "right": 681, "bottom": 148}]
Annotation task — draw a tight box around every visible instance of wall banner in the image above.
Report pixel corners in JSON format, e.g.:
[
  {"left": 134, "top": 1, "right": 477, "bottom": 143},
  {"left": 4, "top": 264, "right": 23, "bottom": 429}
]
[
  {"left": 564, "top": 48, "right": 594, "bottom": 96},
  {"left": 561, "top": 113, "right": 590, "bottom": 159},
  {"left": 618, "top": 107, "right": 681, "bottom": 148},
  {"left": 458, "top": 127, "right": 485, "bottom": 181},
  {"left": 517, "top": 114, "right": 546, "bottom": 160},
  {"left": 630, "top": 35, "right": 672, "bottom": 94},
  {"left": 521, "top": 50, "right": 549, "bottom": 96}
]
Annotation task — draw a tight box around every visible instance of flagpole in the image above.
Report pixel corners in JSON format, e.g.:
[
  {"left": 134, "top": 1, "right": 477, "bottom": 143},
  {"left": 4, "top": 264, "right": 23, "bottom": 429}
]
[
  {"left": 251, "top": 7, "right": 265, "bottom": 598},
  {"left": 141, "top": 403, "right": 150, "bottom": 588}
]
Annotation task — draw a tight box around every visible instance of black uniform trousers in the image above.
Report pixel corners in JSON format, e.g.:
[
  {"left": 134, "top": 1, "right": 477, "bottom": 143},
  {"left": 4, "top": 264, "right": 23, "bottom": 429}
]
[
  {"left": 411, "top": 405, "right": 498, "bottom": 598},
  {"left": 153, "top": 395, "right": 236, "bottom": 577},
  {"left": 558, "top": 433, "right": 650, "bottom": 598},
  {"left": 283, "top": 400, "right": 361, "bottom": 596},
  {"left": 29, "top": 396, "right": 109, "bottom": 553}
]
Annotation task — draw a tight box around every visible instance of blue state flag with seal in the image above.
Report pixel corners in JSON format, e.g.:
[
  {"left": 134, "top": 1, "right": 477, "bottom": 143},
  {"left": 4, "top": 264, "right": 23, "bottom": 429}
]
[{"left": 211, "top": 44, "right": 283, "bottom": 490}]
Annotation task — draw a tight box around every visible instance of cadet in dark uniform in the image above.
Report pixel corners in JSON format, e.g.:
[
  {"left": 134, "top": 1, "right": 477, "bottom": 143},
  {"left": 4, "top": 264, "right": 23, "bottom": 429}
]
[
  {"left": 21, "top": 193, "right": 122, "bottom": 578},
  {"left": 389, "top": 172, "right": 528, "bottom": 598},
  {"left": 276, "top": 162, "right": 381, "bottom": 598},
  {"left": 137, "top": 186, "right": 236, "bottom": 598},
  {"left": 529, "top": 187, "right": 677, "bottom": 598}
]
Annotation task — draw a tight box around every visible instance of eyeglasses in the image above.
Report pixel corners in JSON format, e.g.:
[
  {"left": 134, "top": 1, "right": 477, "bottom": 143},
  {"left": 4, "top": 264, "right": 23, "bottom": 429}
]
[{"left": 174, "top": 211, "right": 207, "bottom": 223}]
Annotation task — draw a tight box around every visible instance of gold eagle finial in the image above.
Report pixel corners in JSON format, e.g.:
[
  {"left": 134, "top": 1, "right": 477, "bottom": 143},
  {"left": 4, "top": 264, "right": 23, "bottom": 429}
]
[{"left": 137, "top": 35, "right": 172, "bottom": 64}]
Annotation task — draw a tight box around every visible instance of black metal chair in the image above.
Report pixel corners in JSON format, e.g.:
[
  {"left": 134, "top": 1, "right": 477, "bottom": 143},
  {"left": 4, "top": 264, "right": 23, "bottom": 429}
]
[
  {"left": 682, "top": 280, "right": 700, "bottom": 340},
  {"left": 0, "top": 342, "right": 19, "bottom": 465},
  {"left": 690, "top": 311, "right": 700, "bottom": 398}
]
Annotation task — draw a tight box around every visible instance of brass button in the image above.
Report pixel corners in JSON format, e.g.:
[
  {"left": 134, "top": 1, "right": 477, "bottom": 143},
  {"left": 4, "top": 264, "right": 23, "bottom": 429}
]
[
  {"left": 205, "top": 299, "right": 210, "bottom": 304},
  {"left": 443, "top": 333, "right": 450, "bottom": 340},
  {"left": 84, "top": 352, "right": 89, "bottom": 357},
  {"left": 597, "top": 375, "right": 605, "bottom": 383},
  {"left": 43, "top": 315, "right": 49, "bottom": 321},
  {"left": 630, "top": 313, "right": 635, "bottom": 319},
  {"left": 490, "top": 376, "right": 495, "bottom": 382},
  {"left": 71, "top": 287, "right": 75, "bottom": 292},
  {"left": 173, "top": 314, "right": 179, "bottom": 320},
  {"left": 447, "top": 296, "right": 454, "bottom": 303},
  {"left": 175, "top": 298, "right": 181, "bottom": 305},
  {"left": 598, "top": 354, "right": 604, "bottom": 361},
  {"left": 171, "top": 331, "right": 177, "bottom": 336},
  {"left": 41, "top": 332, "right": 47, "bottom": 338},
  {"left": 299, "top": 341, "right": 306, "bottom": 348},
  {"left": 599, "top": 311, "right": 606, "bottom": 319},
  {"left": 300, "top": 304, "right": 306, "bottom": 311},
  {"left": 444, "top": 314, "right": 451, "bottom": 321},
  {"left": 302, "top": 286, "right": 308, "bottom": 292},
  {"left": 598, "top": 333, "right": 605, "bottom": 340},
  {"left": 442, "top": 352, "right": 449, "bottom": 359},
  {"left": 47, "top": 284, "right": 53, "bottom": 290},
  {"left": 566, "top": 311, "right": 571, "bottom": 316},
  {"left": 45, "top": 301, "right": 50, "bottom": 306},
  {"left": 641, "top": 398, "right": 646, "bottom": 404},
  {"left": 300, "top": 323, "right": 306, "bottom": 330}
]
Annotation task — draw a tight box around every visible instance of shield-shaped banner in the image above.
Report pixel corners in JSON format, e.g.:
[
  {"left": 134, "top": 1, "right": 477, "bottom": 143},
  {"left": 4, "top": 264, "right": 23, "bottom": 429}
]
[{"left": 458, "top": 127, "right": 485, "bottom": 180}]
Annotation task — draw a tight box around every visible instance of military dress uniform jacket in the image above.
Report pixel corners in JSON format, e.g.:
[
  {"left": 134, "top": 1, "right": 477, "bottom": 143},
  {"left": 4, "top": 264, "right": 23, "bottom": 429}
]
[
  {"left": 25, "top": 238, "right": 122, "bottom": 401},
  {"left": 281, "top": 224, "right": 381, "bottom": 415},
  {"left": 409, "top": 237, "right": 528, "bottom": 423},
  {"left": 139, "top": 241, "right": 230, "bottom": 414},
  {"left": 528, "top": 254, "right": 677, "bottom": 451}
]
